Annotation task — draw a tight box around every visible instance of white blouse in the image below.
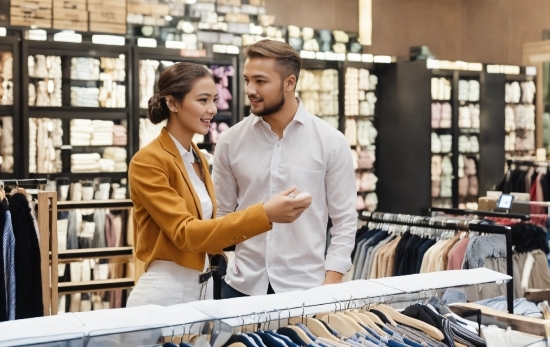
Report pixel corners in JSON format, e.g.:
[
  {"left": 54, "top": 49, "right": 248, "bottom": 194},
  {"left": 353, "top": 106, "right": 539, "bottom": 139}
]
[{"left": 168, "top": 133, "right": 213, "bottom": 220}]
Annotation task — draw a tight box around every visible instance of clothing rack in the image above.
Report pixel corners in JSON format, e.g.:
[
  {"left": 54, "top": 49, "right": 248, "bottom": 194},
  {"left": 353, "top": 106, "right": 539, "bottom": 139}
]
[
  {"left": 51, "top": 199, "right": 135, "bottom": 310},
  {"left": 429, "top": 206, "right": 531, "bottom": 221},
  {"left": 1, "top": 178, "right": 48, "bottom": 187},
  {"left": 360, "top": 211, "right": 515, "bottom": 313},
  {"left": 506, "top": 159, "right": 549, "bottom": 167}
]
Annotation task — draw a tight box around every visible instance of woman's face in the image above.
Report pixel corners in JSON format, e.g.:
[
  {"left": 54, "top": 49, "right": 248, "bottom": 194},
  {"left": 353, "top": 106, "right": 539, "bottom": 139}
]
[{"left": 171, "top": 76, "right": 218, "bottom": 136}]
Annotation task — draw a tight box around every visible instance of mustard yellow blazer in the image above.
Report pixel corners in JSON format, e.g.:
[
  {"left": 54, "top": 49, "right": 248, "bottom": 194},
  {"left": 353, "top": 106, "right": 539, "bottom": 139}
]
[{"left": 129, "top": 128, "right": 272, "bottom": 271}]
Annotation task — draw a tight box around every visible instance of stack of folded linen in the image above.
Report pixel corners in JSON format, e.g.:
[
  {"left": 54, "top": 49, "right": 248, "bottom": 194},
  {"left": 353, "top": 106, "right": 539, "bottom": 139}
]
[
  {"left": 71, "top": 119, "right": 93, "bottom": 146},
  {"left": 103, "top": 147, "right": 127, "bottom": 172},
  {"left": 112, "top": 125, "right": 127, "bottom": 146},
  {"left": 91, "top": 120, "right": 114, "bottom": 146},
  {"left": 71, "top": 153, "right": 101, "bottom": 173}
]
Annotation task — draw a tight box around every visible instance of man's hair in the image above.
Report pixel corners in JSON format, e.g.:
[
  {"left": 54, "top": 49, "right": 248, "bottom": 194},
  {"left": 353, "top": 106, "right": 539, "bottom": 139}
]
[{"left": 243, "top": 39, "right": 302, "bottom": 85}]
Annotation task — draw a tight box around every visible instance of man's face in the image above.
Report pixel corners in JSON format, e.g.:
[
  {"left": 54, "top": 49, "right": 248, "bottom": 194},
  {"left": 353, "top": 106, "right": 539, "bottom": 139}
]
[{"left": 243, "top": 57, "right": 286, "bottom": 117}]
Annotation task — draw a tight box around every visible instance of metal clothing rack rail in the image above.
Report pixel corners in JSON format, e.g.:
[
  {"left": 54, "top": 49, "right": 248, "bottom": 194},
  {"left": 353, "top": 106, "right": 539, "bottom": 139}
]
[
  {"left": 1, "top": 178, "right": 48, "bottom": 187},
  {"left": 360, "top": 211, "right": 515, "bottom": 314},
  {"left": 507, "top": 159, "right": 549, "bottom": 167},
  {"left": 429, "top": 207, "right": 531, "bottom": 221}
]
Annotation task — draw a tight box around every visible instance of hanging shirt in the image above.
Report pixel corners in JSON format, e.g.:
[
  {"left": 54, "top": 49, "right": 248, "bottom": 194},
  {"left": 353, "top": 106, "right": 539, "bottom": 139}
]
[
  {"left": 169, "top": 133, "right": 213, "bottom": 220},
  {"left": 213, "top": 99, "right": 356, "bottom": 295},
  {"left": 3, "top": 210, "right": 15, "bottom": 320}
]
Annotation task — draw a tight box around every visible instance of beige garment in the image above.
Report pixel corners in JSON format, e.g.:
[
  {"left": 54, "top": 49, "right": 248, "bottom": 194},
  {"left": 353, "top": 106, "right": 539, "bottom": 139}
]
[
  {"left": 381, "top": 236, "right": 401, "bottom": 277},
  {"left": 420, "top": 240, "right": 441, "bottom": 273},
  {"left": 375, "top": 236, "right": 400, "bottom": 278},
  {"left": 463, "top": 257, "right": 509, "bottom": 302},
  {"left": 435, "top": 234, "right": 461, "bottom": 271},
  {"left": 526, "top": 250, "right": 550, "bottom": 291},
  {"left": 369, "top": 236, "right": 393, "bottom": 279},
  {"left": 426, "top": 240, "right": 449, "bottom": 273}
]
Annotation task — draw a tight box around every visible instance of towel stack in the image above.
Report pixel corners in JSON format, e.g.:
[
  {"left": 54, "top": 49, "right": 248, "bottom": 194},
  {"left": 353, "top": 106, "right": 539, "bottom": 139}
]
[
  {"left": 431, "top": 77, "right": 452, "bottom": 101},
  {"left": 103, "top": 147, "right": 127, "bottom": 172},
  {"left": 139, "top": 118, "right": 165, "bottom": 149},
  {"left": 112, "top": 125, "right": 127, "bottom": 146},
  {"left": 1, "top": 116, "right": 13, "bottom": 173},
  {"left": 71, "top": 153, "right": 101, "bottom": 173},
  {"left": 29, "top": 118, "right": 62, "bottom": 173},
  {"left": 71, "top": 58, "right": 100, "bottom": 80},
  {"left": 71, "top": 87, "right": 100, "bottom": 107},
  {"left": 91, "top": 120, "right": 114, "bottom": 146},
  {"left": 71, "top": 119, "right": 93, "bottom": 146}
]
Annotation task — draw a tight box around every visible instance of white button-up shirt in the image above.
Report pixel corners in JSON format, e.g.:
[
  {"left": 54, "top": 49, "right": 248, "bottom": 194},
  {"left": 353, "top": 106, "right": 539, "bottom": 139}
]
[
  {"left": 213, "top": 99, "right": 356, "bottom": 295},
  {"left": 168, "top": 133, "right": 213, "bottom": 220}
]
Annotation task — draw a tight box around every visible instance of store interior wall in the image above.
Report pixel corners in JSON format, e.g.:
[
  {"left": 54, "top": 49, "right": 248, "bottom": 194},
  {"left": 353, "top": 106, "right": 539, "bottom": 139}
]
[{"left": 268, "top": 0, "right": 550, "bottom": 66}]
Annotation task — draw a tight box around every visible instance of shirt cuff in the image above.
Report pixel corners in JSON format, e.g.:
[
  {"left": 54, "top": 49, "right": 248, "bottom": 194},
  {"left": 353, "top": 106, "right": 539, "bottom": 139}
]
[{"left": 325, "top": 254, "right": 352, "bottom": 274}]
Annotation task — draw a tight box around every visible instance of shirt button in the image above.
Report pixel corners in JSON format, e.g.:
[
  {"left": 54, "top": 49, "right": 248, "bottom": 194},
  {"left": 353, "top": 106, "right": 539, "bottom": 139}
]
[
  {"left": 242, "top": 236, "right": 247, "bottom": 240},
  {"left": 277, "top": 144, "right": 280, "bottom": 147}
]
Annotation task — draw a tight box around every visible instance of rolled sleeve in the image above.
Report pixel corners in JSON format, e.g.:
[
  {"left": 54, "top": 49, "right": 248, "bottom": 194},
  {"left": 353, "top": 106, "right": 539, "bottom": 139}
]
[{"left": 324, "top": 135, "right": 357, "bottom": 274}]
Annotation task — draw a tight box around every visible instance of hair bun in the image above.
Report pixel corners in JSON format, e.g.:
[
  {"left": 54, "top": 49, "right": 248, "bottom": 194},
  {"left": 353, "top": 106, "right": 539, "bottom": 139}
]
[{"left": 148, "top": 93, "right": 169, "bottom": 124}]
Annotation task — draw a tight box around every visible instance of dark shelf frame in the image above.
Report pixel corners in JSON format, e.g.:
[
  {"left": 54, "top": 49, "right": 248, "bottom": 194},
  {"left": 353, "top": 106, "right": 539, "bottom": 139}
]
[{"left": 0, "top": 34, "right": 22, "bottom": 178}]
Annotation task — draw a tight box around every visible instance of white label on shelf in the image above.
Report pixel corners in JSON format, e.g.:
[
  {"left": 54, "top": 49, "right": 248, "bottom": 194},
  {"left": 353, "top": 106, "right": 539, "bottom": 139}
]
[
  {"left": 467, "top": 63, "right": 483, "bottom": 71},
  {"left": 92, "top": 35, "right": 125, "bottom": 46},
  {"left": 373, "top": 55, "right": 392, "bottom": 63},
  {"left": 427, "top": 58, "right": 440, "bottom": 69},
  {"left": 137, "top": 38, "right": 157, "bottom": 48},
  {"left": 165, "top": 41, "right": 186, "bottom": 49},
  {"left": 347, "top": 53, "right": 361, "bottom": 62},
  {"left": 54, "top": 31, "right": 82, "bottom": 43},
  {"left": 0, "top": 28, "right": 6, "bottom": 37},
  {"left": 527, "top": 66, "right": 537, "bottom": 76},
  {"left": 27, "top": 29, "right": 47, "bottom": 41},
  {"left": 362, "top": 54, "right": 374, "bottom": 63},
  {"left": 300, "top": 50, "right": 316, "bottom": 59}
]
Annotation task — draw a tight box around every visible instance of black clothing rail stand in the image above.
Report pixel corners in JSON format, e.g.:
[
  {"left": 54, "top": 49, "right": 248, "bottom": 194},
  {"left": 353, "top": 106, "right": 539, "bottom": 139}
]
[{"left": 360, "top": 210, "right": 514, "bottom": 314}]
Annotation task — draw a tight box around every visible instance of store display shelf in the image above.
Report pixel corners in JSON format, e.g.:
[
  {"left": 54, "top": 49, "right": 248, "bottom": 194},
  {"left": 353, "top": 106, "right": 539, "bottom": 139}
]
[
  {"left": 458, "top": 100, "right": 480, "bottom": 105},
  {"left": 345, "top": 114, "right": 376, "bottom": 119},
  {"left": 64, "top": 145, "right": 128, "bottom": 151},
  {"left": 433, "top": 128, "right": 452, "bottom": 133},
  {"left": 58, "top": 278, "right": 134, "bottom": 295},
  {"left": 30, "top": 172, "right": 127, "bottom": 180},
  {"left": 57, "top": 247, "right": 133, "bottom": 263},
  {"left": 459, "top": 128, "right": 480, "bottom": 133},
  {"left": 431, "top": 99, "right": 452, "bottom": 102},
  {"left": 0, "top": 105, "right": 13, "bottom": 115},
  {"left": 0, "top": 172, "right": 16, "bottom": 180},
  {"left": 433, "top": 151, "right": 452, "bottom": 155},
  {"left": 30, "top": 107, "right": 127, "bottom": 120}
]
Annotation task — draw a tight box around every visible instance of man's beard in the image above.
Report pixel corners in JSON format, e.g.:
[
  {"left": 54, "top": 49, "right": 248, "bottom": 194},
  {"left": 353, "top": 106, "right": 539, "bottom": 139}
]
[{"left": 252, "top": 85, "right": 285, "bottom": 117}]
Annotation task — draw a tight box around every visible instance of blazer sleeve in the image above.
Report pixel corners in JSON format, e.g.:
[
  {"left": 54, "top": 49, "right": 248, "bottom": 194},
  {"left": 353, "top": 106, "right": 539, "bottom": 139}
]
[{"left": 129, "top": 151, "right": 272, "bottom": 254}]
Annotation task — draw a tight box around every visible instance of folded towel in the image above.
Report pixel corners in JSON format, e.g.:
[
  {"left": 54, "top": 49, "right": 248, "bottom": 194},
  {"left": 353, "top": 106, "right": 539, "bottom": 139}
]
[
  {"left": 91, "top": 140, "right": 113, "bottom": 146},
  {"left": 99, "top": 158, "right": 115, "bottom": 172},
  {"left": 71, "top": 126, "right": 94, "bottom": 134},
  {"left": 71, "top": 153, "right": 101, "bottom": 161},
  {"left": 92, "top": 120, "right": 114, "bottom": 127},
  {"left": 103, "top": 147, "right": 127, "bottom": 161},
  {"left": 71, "top": 119, "right": 93, "bottom": 126},
  {"left": 114, "top": 162, "right": 127, "bottom": 172}
]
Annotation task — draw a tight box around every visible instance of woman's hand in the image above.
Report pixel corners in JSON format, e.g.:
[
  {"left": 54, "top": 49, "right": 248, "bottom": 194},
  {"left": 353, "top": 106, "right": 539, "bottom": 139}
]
[{"left": 263, "top": 186, "right": 313, "bottom": 223}]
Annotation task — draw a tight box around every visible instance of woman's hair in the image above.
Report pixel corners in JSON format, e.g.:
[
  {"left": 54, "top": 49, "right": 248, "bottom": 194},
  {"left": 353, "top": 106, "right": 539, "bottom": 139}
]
[{"left": 148, "top": 62, "right": 214, "bottom": 124}]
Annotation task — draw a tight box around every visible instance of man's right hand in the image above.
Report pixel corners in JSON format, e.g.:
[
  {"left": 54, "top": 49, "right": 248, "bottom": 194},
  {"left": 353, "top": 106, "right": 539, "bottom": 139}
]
[{"left": 263, "top": 186, "right": 312, "bottom": 223}]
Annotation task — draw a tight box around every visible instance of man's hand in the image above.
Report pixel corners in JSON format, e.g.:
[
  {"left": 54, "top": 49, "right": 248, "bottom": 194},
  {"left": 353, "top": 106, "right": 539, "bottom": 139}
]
[{"left": 323, "top": 270, "right": 343, "bottom": 285}]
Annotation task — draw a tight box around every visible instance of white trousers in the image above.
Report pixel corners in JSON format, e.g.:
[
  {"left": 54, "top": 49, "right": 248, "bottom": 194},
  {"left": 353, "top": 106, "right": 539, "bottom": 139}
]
[{"left": 126, "top": 260, "right": 213, "bottom": 307}]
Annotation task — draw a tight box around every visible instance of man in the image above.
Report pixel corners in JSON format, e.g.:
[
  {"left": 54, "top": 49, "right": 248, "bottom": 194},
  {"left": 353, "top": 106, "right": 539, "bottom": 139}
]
[{"left": 213, "top": 39, "right": 356, "bottom": 297}]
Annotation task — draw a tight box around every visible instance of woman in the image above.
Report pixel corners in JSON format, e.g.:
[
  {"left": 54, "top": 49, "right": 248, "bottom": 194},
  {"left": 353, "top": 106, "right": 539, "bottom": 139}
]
[{"left": 127, "top": 62, "right": 312, "bottom": 306}]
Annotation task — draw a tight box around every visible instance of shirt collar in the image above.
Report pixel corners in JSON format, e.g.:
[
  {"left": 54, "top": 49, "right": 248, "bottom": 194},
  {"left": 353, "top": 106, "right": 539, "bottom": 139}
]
[
  {"left": 252, "top": 97, "right": 307, "bottom": 126},
  {"left": 168, "top": 132, "right": 195, "bottom": 163}
]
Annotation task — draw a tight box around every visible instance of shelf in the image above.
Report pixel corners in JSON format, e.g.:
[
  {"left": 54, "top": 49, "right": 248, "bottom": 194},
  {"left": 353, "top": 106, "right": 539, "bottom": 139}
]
[
  {"left": 0, "top": 105, "right": 13, "bottom": 115},
  {"left": 432, "top": 99, "right": 452, "bottom": 103},
  {"left": 63, "top": 145, "right": 127, "bottom": 151},
  {"left": 30, "top": 172, "right": 127, "bottom": 180},
  {"left": 57, "top": 199, "right": 133, "bottom": 211},
  {"left": 459, "top": 128, "right": 480, "bottom": 133},
  {"left": 58, "top": 278, "right": 134, "bottom": 295},
  {"left": 458, "top": 100, "right": 480, "bottom": 105},
  {"left": 56, "top": 246, "right": 133, "bottom": 263},
  {"left": 433, "top": 128, "right": 453, "bottom": 133},
  {"left": 30, "top": 106, "right": 127, "bottom": 120}
]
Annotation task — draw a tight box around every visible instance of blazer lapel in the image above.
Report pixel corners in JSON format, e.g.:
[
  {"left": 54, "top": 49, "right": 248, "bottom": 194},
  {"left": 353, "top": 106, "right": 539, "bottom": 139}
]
[
  {"left": 158, "top": 128, "right": 204, "bottom": 219},
  {"left": 192, "top": 142, "right": 217, "bottom": 216}
]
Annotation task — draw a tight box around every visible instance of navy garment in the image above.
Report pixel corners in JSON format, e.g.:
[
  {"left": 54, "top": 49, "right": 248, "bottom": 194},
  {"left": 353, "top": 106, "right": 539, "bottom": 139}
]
[
  {"left": 351, "top": 228, "right": 378, "bottom": 259},
  {"left": 9, "top": 193, "right": 43, "bottom": 319},
  {"left": 268, "top": 331, "right": 298, "bottom": 347},
  {"left": 257, "top": 332, "right": 288, "bottom": 347},
  {"left": 248, "top": 333, "right": 266, "bottom": 347},
  {"left": 179, "top": 342, "right": 193, "bottom": 347},
  {"left": 415, "top": 239, "right": 436, "bottom": 274},
  {"left": 393, "top": 231, "right": 412, "bottom": 276},
  {"left": 277, "top": 328, "right": 308, "bottom": 347},
  {"left": 222, "top": 335, "right": 257, "bottom": 347},
  {"left": 0, "top": 202, "right": 6, "bottom": 322},
  {"left": 396, "top": 234, "right": 419, "bottom": 276}
]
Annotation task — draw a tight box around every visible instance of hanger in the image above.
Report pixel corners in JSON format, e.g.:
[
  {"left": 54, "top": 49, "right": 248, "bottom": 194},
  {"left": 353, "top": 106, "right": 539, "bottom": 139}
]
[
  {"left": 350, "top": 299, "right": 385, "bottom": 335},
  {"left": 320, "top": 301, "right": 362, "bottom": 337},
  {"left": 374, "top": 303, "right": 444, "bottom": 341},
  {"left": 278, "top": 308, "right": 314, "bottom": 345},
  {"left": 288, "top": 304, "right": 340, "bottom": 343}
]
